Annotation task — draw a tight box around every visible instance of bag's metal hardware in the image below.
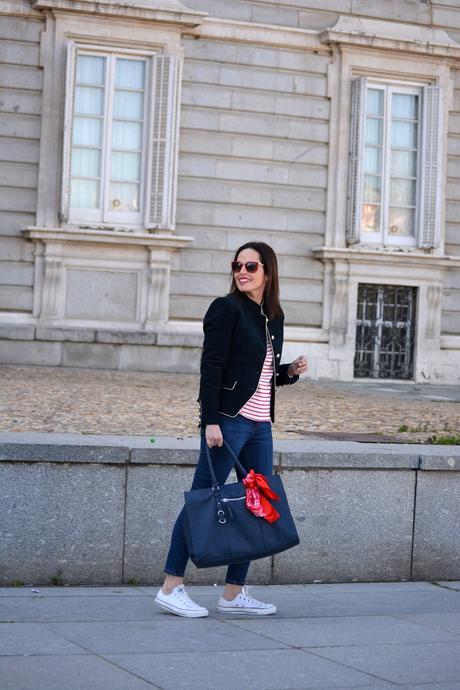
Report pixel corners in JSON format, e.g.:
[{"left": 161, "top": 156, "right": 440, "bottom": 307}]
[
  {"left": 221, "top": 497, "right": 245, "bottom": 502},
  {"left": 217, "top": 509, "right": 227, "bottom": 524}
]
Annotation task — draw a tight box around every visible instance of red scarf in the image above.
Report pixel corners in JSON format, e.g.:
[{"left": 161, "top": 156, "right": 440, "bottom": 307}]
[{"left": 242, "top": 470, "right": 280, "bottom": 524}]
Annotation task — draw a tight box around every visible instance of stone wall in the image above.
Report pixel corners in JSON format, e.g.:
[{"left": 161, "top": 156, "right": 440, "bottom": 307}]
[
  {"left": 0, "top": 6, "right": 42, "bottom": 315},
  {"left": 173, "top": 35, "right": 328, "bottom": 326},
  {"left": 1, "top": 436, "right": 459, "bottom": 585}
]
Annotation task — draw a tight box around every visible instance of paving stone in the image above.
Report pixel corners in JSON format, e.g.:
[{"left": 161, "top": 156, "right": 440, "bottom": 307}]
[
  {"left": 45, "top": 618, "right": 287, "bottom": 654},
  {"left": 0, "top": 623, "right": 85, "bottom": 655},
  {"left": 1, "top": 582, "right": 459, "bottom": 690},
  {"left": 304, "top": 588, "right": 460, "bottom": 616},
  {"left": 397, "top": 612, "right": 460, "bottom": 636},
  {"left": 103, "top": 648, "right": 381, "bottom": 690},
  {"left": 226, "top": 613, "right": 460, "bottom": 648},
  {"left": 312, "top": 642, "right": 460, "bottom": 685},
  {"left": 0, "top": 655, "right": 156, "bottom": 690},
  {"left": 0, "top": 594, "right": 161, "bottom": 623}
]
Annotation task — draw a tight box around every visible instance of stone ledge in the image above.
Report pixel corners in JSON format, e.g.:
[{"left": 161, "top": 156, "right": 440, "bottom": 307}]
[
  {"left": 280, "top": 451, "right": 420, "bottom": 470},
  {"left": 131, "top": 447, "right": 200, "bottom": 465},
  {"left": 96, "top": 331, "right": 158, "bottom": 345},
  {"left": 0, "top": 325, "right": 35, "bottom": 340},
  {"left": 36, "top": 326, "right": 96, "bottom": 343},
  {"left": 1, "top": 433, "right": 459, "bottom": 469},
  {"left": 32, "top": 0, "right": 206, "bottom": 27},
  {"left": 0, "top": 444, "right": 130, "bottom": 463},
  {"left": 419, "top": 454, "right": 460, "bottom": 471}
]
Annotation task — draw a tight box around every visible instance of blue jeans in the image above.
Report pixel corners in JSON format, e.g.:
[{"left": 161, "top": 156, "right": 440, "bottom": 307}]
[{"left": 164, "top": 414, "right": 273, "bottom": 585}]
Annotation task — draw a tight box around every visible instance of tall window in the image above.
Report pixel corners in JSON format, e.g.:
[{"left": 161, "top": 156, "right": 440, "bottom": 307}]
[
  {"left": 62, "top": 46, "right": 182, "bottom": 231},
  {"left": 70, "top": 53, "right": 147, "bottom": 224},
  {"left": 362, "top": 85, "right": 420, "bottom": 245},
  {"left": 347, "top": 78, "right": 443, "bottom": 249}
]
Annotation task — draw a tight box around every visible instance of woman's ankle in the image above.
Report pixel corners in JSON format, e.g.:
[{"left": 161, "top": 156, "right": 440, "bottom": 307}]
[
  {"left": 162, "top": 575, "right": 184, "bottom": 594},
  {"left": 223, "top": 583, "right": 243, "bottom": 600}
]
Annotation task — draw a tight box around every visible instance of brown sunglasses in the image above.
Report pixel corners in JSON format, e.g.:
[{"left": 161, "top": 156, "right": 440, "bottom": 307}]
[{"left": 231, "top": 261, "right": 264, "bottom": 273}]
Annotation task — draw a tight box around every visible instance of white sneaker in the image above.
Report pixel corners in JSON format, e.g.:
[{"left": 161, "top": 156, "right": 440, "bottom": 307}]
[
  {"left": 217, "top": 586, "right": 276, "bottom": 615},
  {"left": 154, "top": 585, "right": 209, "bottom": 618}
]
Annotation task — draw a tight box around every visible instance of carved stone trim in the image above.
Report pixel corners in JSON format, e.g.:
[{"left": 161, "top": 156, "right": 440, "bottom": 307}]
[
  {"left": 32, "top": 0, "right": 206, "bottom": 27},
  {"left": 23, "top": 226, "right": 192, "bottom": 329},
  {"left": 24, "top": 226, "right": 193, "bottom": 250},
  {"left": 313, "top": 247, "right": 451, "bottom": 379},
  {"left": 313, "top": 247, "right": 460, "bottom": 270},
  {"left": 320, "top": 16, "right": 460, "bottom": 58}
]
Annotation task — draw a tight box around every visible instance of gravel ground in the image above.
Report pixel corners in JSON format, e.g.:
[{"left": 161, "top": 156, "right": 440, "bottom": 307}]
[{"left": 1, "top": 365, "right": 459, "bottom": 442}]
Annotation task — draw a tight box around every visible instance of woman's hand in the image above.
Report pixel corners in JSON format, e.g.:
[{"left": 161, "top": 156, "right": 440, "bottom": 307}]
[
  {"left": 288, "top": 355, "right": 308, "bottom": 377},
  {"left": 205, "top": 424, "right": 223, "bottom": 448}
]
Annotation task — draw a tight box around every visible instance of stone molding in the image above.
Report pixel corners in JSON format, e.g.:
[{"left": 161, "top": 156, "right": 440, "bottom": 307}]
[
  {"left": 313, "top": 247, "right": 460, "bottom": 270},
  {"left": 185, "top": 17, "right": 325, "bottom": 52},
  {"left": 312, "top": 246, "right": 459, "bottom": 382},
  {"left": 32, "top": 0, "right": 206, "bottom": 26},
  {"left": 23, "top": 226, "right": 193, "bottom": 329},
  {"left": 185, "top": 15, "right": 460, "bottom": 57},
  {"left": 24, "top": 226, "right": 193, "bottom": 249},
  {"left": 320, "top": 15, "right": 460, "bottom": 58}
]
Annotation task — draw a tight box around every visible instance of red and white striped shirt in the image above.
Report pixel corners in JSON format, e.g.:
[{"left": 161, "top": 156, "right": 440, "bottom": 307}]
[{"left": 238, "top": 334, "right": 273, "bottom": 422}]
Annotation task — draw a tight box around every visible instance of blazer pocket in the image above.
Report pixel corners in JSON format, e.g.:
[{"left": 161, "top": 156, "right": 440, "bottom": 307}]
[{"left": 222, "top": 380, "right": 237, "bottom": 391}]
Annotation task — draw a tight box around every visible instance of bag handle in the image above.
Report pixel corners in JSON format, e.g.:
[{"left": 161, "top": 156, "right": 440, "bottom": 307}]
[{"left": 205, "top": 438, "right": 247, "bottom": 491}]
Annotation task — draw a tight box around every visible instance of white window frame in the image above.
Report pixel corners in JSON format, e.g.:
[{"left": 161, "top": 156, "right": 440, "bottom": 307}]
[
  {"left": 61, "top": 42, "right": 182, "bottom": 232},
  {"left": 347, "top": 76, "right": 443, "bottom": 251},
  {"left": 362, "top": 80, "right": 422, "bottom": 248}
]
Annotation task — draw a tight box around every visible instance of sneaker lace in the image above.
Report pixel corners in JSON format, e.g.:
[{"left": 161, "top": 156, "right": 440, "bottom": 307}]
[
  {"left": 240, "top": 586, "right": 257, "bottom": 604},
  {"left": 175, "top": 586, "right": 195, "bottom": 608}
]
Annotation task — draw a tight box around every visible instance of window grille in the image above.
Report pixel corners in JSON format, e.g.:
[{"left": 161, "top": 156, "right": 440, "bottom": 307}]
[{"left": 354, "top": 284, "right": 417, "bottom": 379}]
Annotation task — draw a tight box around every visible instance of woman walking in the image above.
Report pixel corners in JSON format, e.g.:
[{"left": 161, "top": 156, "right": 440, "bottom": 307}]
[{"left": 155, "top": 242, "right": 308, "bottom": 617}]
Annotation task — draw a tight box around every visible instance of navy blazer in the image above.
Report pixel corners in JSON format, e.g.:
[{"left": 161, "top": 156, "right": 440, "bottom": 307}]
[{"left": 198, "top": 292, "right": 298, "bottom": 426}]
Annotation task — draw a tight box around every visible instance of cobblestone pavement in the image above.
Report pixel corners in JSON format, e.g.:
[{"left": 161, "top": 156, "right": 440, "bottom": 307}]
[{"left": 1, "top": 365, "right": 459, "bottom": 441}]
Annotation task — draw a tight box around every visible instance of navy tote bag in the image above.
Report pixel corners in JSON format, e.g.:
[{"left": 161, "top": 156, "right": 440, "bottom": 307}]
[{"left": 183, "top": 439, "right": 300, "bottom": 568}]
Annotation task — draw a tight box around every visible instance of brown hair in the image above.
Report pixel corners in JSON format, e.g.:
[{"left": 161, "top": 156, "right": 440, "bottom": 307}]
[{"left": 229, "top": 242, "right": 283, "bottom": 321}]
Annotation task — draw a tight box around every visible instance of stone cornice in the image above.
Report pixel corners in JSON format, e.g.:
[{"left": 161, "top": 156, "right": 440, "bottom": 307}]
[
  {"left": 23, "top": 226, "right": 193, "bottom": 249},
  {"left": 185, "top": 17, "right": 324, "bottom": 52},
  {"left": 312, "top": 246, "right": 460, "bottom": 269},
  {"left": 31, "top": 0, "right": 206, "bottom": 27},
  {"left": 320, "top": 16, "right": 460, "bottom": 59}
]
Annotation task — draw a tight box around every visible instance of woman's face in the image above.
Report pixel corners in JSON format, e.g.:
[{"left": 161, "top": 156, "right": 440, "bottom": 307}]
[{"left": 233, "top": 248, "right": 267, "bottom": 303}]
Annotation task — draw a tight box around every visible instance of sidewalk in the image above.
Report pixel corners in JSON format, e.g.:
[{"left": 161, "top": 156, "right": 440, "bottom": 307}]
[{"left": 1, "top": 582, "right": 460, "bottom": 690}]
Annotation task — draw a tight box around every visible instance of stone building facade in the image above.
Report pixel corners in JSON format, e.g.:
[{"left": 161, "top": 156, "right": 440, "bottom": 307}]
[{"left": 1, "top": 0, "right": 460, "bottom": 382}]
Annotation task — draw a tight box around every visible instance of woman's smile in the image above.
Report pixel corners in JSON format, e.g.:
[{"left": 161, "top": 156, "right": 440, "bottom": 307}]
[{"left": 234, "top": 248, "right": 266, "bottom": 303}]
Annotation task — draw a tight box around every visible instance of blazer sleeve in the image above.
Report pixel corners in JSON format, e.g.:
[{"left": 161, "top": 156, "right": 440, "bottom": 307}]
[
  {"left": 276, "top": 363, "right": 299, "bottom": 387},
  {"left": 199, "top": 297, "right": 237, "bottom": 426}
]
